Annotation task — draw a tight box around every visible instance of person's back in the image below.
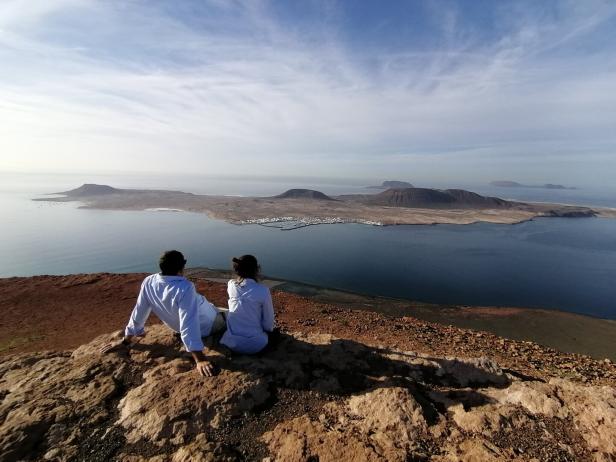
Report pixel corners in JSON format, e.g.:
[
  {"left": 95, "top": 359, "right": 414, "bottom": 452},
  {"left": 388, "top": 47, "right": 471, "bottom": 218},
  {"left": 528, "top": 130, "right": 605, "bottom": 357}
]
[
  {"left": 144, "top": 273, "right": 190, "bottom": 309},
  {"left": 220, "top": 255, "right": 275, "bottom": 354},
  {"left": 137, "top": 273, "right": 192, "bottom": 324},
  {"left": 102, "top": 250, "right": 220, "bottom": 377},
  {"left": 126, "top": 273, "right": 217, "bottom": 344}
]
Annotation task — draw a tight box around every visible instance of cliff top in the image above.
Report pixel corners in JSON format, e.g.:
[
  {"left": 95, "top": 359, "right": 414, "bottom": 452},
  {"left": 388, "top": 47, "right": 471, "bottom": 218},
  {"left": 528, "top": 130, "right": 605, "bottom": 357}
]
[{"left": 1, "top": 273, "right": 615, "bottom": 460}]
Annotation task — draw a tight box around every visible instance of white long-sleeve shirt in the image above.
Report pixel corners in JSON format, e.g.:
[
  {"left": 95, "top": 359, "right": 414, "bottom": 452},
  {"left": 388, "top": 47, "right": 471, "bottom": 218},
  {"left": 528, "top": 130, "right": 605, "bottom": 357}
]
[
  {"left": 220, "top": 278, "right": 275, "bottom": 354},
  {"left": 125, "top": 274, "right": 218, "bottom": 352}
]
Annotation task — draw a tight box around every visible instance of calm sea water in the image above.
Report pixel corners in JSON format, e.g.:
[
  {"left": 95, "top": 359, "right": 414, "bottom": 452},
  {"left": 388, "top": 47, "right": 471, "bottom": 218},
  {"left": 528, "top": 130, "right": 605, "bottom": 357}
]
[{"left": 2, "top": 173, "right": 616, "bottom": 319}]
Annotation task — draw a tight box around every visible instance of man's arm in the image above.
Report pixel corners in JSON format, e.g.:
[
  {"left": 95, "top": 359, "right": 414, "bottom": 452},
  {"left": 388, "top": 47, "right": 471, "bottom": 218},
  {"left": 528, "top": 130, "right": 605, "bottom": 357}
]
[
  {"left": 100, "top": 279, "right": 151, "bottom": 353},
  {"left": 125, "top": 280, "right": 153, "bottom": 337},
  {"left": 178, "top": 285, "right": 217, "bottom": 377}
]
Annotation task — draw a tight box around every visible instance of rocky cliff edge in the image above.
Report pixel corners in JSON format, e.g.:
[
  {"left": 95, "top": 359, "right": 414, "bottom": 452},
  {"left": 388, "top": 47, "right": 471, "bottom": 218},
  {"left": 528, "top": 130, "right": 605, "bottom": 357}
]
[{"left": 1, "top": 325, "right": 615, "bottom": 461}]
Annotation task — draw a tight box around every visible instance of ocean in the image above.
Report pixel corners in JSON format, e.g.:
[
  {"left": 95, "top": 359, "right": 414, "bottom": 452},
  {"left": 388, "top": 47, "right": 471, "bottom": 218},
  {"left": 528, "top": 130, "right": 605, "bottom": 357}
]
[{"left": 2, "top": 172, "right": 616, "bottom": 319}]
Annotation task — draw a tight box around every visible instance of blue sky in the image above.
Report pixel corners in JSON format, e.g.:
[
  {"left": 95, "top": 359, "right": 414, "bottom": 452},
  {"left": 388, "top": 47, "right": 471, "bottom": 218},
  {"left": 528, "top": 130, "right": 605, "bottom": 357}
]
[{"left": 1, "top": 0, "right": 615, "bottom": 186}]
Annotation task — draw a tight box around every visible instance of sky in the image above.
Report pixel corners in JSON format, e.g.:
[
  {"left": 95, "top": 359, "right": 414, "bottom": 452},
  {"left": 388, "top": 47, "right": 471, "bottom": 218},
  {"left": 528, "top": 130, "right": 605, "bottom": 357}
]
[{"left": 1, "top": 0, "right": 615, "bottom": 186}]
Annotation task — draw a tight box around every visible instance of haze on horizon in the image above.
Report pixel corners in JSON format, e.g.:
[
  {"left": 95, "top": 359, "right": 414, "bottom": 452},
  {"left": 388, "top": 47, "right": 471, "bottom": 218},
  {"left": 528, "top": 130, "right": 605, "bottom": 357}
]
[{"left": 1, "top": 0, "right": 615, "bottom": 187}]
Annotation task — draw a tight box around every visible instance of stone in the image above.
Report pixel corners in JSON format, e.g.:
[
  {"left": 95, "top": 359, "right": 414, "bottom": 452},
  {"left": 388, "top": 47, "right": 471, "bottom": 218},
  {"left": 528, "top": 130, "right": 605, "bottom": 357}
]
[
  {"left": 0, "top": 349, "right": 123, "bottom": 461},
  {"left": 117, "top": 365, "right": 270, "bottom": 445},
  {"left": 435, "top": 356, "right": 510, "bottom": 387},
  {"left": 346, "top": 387, "right": 428, "bottom": 444},
  {"left": 551, "top": 378, "right": 616, "bottom": 458},
  {"left": 264, "top": 387, "right": 428, "bottom": 461},
  {"left": 433, "top": 438, "right": 509, "bottom": 461},
  {"left": 171, "top": 433, "right": 233, "bottom": 462},
  {"left": 485, "top": 381, "right": 566, "bottom": 418}
]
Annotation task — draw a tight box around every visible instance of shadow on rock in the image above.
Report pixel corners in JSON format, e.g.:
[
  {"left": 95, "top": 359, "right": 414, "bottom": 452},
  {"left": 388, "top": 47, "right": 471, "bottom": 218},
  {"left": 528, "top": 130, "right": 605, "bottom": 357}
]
[{"left": 1, "top": 326, "right": 614, "bottom": 462}]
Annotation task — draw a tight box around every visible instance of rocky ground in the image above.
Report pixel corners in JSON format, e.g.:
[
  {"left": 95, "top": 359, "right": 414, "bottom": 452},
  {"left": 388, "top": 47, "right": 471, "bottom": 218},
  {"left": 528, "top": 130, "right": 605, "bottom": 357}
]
[
  {"left": 1, "top": 273, "right": 615, "bottom": 461},
  {"left": 2, "top": 326, "right": 616, "bottom": 462}
]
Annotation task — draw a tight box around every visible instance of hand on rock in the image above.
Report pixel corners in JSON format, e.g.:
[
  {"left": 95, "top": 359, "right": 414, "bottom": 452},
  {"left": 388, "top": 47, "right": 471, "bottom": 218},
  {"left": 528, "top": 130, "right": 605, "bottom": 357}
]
[{"left": 196, "top": 360, "right": 217, "bottom": 377}]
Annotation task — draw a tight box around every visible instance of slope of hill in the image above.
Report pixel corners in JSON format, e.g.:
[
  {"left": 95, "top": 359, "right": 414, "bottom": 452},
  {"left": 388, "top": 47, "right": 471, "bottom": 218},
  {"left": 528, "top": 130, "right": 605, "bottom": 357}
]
[
  {"left": 274, "top": 189, "right": 335, "bottom": 200},
  {"left": 362, "top": 188, "right": 512, "bottom": 209},
  {"left": 56, "top": 183, "right": 120, "bottom": 196},
  {"left": 1, "top": 288, "right": 615, "bottom": 459},
  {"left": 1, "top": 273, "right": 615, "bottom": 460}
]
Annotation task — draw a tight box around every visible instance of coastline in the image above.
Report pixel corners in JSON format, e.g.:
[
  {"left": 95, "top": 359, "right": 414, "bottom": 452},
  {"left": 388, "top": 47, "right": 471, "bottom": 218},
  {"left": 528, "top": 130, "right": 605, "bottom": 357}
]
[
  {"left": 67, "top": 202, "right": 616, "bottom": 229},
  {"left": 32, "top": 185, "right": 616, "bottom": 228},
  {"left": 186, "top": 268, "right": 616, "bottom": 361}
]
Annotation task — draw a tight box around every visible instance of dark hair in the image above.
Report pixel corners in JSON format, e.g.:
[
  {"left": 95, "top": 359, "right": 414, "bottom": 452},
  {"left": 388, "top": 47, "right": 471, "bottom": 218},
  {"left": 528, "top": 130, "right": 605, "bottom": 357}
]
[
  {"left": 232, "top": 254, "right": 260, "bottom": 281},
  {"left": 159, "top": 250, "right": 187, "bottom": 276}
]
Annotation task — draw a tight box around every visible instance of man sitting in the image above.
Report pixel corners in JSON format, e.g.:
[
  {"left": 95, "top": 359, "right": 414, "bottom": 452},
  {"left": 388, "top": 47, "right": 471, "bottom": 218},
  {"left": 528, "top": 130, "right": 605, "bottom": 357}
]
[{"left": 101, "top": 250, "right": 225, "bottom": 376}]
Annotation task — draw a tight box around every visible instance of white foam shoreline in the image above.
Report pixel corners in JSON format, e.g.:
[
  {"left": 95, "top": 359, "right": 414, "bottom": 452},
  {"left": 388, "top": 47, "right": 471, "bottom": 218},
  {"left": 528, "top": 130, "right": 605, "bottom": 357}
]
[{"left": 239, "top": 216, "right": 384, "bottom": 230}]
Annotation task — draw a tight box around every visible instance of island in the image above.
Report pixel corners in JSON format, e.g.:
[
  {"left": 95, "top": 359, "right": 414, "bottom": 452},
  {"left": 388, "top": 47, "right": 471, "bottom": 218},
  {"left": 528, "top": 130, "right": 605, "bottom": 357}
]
[
  {"left": 366, "top": 180, "right": 415, "bottom": 189},
  {"left": 491, "top": 180, "right": 577, "bottom": 190},
  {"left": 33, "top": 183, "right": 616, "bottom": 229}
]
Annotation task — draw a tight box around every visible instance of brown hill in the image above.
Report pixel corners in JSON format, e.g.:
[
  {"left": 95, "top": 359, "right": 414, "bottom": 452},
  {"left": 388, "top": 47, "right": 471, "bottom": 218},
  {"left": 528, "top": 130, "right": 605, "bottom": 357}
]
[
  {"left": 57, "top": 183, "right": 120, "bottom": 196},
  {"left": 48, "top": 184, "right": 194, "bottom": 200},
  {"left": 275, "top": 189, "right": 335, "bottom": 200},
  {"left": 363, "top": 188, "right": 512, "bottom": 209}
]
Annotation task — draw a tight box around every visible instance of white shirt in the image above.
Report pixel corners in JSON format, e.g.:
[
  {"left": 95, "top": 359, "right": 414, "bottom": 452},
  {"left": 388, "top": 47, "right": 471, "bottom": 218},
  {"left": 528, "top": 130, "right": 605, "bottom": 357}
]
[
  {"left": 125, "top": 274, "right": 218, "bottom": 352},
  {"left": 221, "top": 278, "right": 275, "bottom": 354}
]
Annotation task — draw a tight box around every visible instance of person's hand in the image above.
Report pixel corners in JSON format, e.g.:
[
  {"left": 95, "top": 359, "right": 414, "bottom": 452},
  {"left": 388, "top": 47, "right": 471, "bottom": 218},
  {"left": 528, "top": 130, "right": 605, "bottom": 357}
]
[{"left": 195, "top": 360, "right": 216, "bottom": 377}]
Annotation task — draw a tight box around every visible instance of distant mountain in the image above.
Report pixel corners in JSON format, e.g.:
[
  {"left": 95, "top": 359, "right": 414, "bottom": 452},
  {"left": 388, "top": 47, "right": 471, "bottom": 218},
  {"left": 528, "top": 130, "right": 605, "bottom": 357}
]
[
  {"left": 275, "top": 189, "right": 335, "bottom": 200},
  {"left": 367, "top": 180, "right": 415, "bottom": 189},
  {"left": 362, "top": 188, "right": 512, "bottom": 209},
  {"left": 53, "top": 184, "right": 194, "bottom": 198},
  {"left": 491, "top": 181, "right": 576, "bottom": 190},
  {"left": 490, "top": 181, "right": 523, "bottom": 188},
  {"left": 56, "top": 184, "right": 120, "bottom": 197},
  {"left": 543, "top": 184, "right": 576, "bottom": 190}
]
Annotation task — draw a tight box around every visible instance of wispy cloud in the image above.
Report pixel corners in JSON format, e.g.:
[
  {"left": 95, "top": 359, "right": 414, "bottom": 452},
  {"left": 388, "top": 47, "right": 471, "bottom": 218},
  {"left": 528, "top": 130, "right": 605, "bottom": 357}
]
[{"left": 1, "top": 0, "right": 615, "bottom": 184}]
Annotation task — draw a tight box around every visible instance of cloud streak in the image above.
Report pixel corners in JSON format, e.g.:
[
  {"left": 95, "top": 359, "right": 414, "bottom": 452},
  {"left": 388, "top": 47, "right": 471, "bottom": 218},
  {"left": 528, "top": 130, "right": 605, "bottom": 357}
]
[{"left": 0, "top": 0, "right": 615, "bottom": 184}]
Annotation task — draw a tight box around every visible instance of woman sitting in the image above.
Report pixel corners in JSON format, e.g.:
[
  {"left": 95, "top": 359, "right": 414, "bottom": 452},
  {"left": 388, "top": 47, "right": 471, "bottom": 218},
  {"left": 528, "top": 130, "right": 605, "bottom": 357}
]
[{"left": 220, "top": 254, "right": 275, "bottom": 354}]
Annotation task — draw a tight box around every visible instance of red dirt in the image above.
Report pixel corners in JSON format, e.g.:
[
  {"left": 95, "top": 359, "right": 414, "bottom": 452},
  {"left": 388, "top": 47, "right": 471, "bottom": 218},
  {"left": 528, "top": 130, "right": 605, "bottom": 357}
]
[
  {"left": 1, "top": 273, "right": 615, "bottom": 387},
  {"left": 0, "top": 273, "right": 152, "bottom": 353}
]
